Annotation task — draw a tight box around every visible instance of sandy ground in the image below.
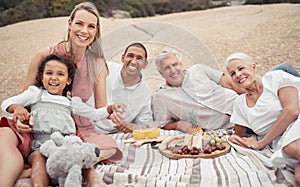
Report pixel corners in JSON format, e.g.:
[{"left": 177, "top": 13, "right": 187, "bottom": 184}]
[{"left": 0, "top": 3, "right": 300, "bottom": 116}]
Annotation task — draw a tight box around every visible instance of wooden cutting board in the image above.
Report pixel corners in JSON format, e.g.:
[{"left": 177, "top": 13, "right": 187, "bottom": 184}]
[
  {"left": 123, "top": 135, "right": 168, "bottom": 147},
  {"left": 159, "top": 135, "right": 231, "bottom": 159}
]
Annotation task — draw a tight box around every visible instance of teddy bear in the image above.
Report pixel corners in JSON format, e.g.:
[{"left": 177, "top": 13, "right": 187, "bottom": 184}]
[{"left": 40, "top": 131, "right": 100, "bottom": 187}]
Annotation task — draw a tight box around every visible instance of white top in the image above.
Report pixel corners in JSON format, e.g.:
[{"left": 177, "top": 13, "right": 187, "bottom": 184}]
[
  {"left": 230, "top": 70, "right": 300, "bottom": 167},
  {"left": 1, "top": 86, "right": 109, "bottom": 122},
  {"left": 152, "top": 64, "right": 238, "bottom": 130},
  {"left": 94, "top": 62, "right": 153, "bottom": 133}
]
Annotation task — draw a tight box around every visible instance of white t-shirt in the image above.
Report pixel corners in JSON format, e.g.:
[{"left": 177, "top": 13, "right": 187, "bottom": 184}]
[
  {"left": 230, "top": 70, "right": 300, "bottom": 168},
  {"left": 94, "top": 62, "right": 153, "bottom": 133},
  {"left": 152, "top": 64, "right": 238, "bottom": 130}
]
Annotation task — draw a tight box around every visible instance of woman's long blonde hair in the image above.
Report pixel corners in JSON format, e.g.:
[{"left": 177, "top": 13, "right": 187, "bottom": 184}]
[{"left": 65, "top": 1, "right": 108, "bottom": 83}]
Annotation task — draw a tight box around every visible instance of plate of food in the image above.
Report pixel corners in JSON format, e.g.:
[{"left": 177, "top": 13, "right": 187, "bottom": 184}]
[
  {"left": 159, "top": 130, "right": 231, "bottom": 159},
  {"left": 123, "top": 128, "right": 168, "bottom": 146}
]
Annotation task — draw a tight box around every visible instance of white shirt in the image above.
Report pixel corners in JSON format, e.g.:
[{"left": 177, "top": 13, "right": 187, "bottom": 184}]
[
  {"left": 94, "top": 62, "right": 153, "bottom": 133},
  {"left": 152, "top": 64, "right": 238, "bottom": 130},
  {"left": 1, "top": 86, "right": 109, "bottom": 122},
  {"left": 231, "top": 70, "right": 300, "bottom": 136},
  {"left": 230, "top": 70, "right": 300, "bottom": 167}
]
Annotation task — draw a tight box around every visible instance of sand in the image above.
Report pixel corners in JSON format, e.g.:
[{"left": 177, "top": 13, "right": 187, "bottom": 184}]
[{"left": 1, "top": 3, "right": 300, "bottom": 116}]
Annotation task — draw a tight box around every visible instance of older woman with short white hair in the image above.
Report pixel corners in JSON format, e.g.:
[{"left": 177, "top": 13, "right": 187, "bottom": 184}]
[{"left": 225, "top": 52, "right": 300, "bottom": 185}]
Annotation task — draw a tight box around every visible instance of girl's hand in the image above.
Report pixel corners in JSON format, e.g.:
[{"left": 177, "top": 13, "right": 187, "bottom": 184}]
[
  {"left": 12, "top": 106, "right": 30, "bottom": 123},
  {"left": 16, "top": 115, "right": 34, "bottom": 133}
]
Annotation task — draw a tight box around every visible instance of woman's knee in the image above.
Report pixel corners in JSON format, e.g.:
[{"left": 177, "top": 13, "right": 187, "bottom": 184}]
[
  {"left": 283, "top": 140, "right": 300, "bottom": 159},
  {"left": 99, "top": 148, "right": 117, "bottom": 161},
  {"left": 0, "top": 127, "right": 19, "bottom": 146},
  {"left": 0, "top": 127, "right": 15, "bottom": 137}
]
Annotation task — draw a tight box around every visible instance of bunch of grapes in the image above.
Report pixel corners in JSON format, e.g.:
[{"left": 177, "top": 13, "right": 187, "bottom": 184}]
[
  {"left": 203, "top": 144, "right": 226, "bottom": 154},
  {"left": 169, "top": 145, "right": 202, "bottom": 155},
  {"left": 203, "top": 135, "right": 226, "bottom": 154}
]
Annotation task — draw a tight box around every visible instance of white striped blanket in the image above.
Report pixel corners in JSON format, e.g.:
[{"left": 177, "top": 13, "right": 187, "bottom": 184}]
[{"left": 96, "top": 130, "right": 296, "bottom": 187}]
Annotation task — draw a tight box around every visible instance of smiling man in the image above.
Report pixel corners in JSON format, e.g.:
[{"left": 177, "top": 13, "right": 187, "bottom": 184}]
[
  {"left": 94, "top": 42, "right": 154, "bottom": 134},
  {"left": 152, "top": 49, "right": 242, "bottom": 134}
]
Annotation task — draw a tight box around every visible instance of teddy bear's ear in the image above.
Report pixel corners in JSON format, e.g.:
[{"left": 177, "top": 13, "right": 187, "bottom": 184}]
[
  {"left": 40, "top": 140, "right": 56, "bottom": 157},
  {"left": 64, "top": 135, "right": 82, "bottom": 145},
  {"left": 51, "top": 132, "right": 64, "bottom": 146}
]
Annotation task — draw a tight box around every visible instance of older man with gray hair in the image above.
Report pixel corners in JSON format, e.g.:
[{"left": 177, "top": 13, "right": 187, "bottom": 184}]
[{"left": 152, "top": 49, "right": 241, "bottom": 134}]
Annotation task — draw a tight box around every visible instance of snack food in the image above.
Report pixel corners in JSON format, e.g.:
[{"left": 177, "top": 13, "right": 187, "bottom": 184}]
[
  {"left": 132, "top": 128, "right": 161, "bottom": 140},
  {"left": 159, "top": 130, "right": 230, "bottom": 159}
]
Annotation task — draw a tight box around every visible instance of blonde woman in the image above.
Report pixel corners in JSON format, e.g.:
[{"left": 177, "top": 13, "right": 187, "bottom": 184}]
[{"left": 0, "top": 2, "right": 122, "bottom": 186}]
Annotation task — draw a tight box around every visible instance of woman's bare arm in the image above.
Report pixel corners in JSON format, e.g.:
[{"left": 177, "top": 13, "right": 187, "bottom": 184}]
[
  {"left": 257, "top": 86, "right": 300, "bottom": 149},
  {"left": 23, "top": 47, "right": 50, "bottom": 91},
  {"left": 93, "top": 64, "right": 108, "bottom": 108}
]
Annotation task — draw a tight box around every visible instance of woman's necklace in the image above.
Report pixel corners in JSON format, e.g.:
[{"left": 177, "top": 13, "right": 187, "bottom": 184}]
[
  {"left": 246, "top": 93, "right": 260, "bottom": 107},
  {"left": 246, "top": 82, "right": 263, "bottom": 107}
]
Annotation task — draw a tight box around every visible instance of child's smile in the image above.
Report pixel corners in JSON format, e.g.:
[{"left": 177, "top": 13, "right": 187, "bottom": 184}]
[{"left": 42, "top": 60, "right": 71, "bottom": 96}]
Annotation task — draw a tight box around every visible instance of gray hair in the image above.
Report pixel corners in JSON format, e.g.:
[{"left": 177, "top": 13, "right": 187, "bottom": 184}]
[
  {"left": 225, "top": 52, "right": 254, "bottom": 65},
  {"left": 155, "top": 49, "right": 182, "bottom": 72}
]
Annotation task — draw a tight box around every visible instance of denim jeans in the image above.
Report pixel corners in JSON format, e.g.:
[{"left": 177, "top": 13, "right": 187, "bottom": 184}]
[{"left": 270, "top": 62, "right": 300, "bottom": 77}]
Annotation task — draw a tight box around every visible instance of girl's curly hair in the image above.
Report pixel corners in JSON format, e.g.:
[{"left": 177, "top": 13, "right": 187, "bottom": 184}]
[{"left": 36, "top": 54, "right": 77, "bottom": 96}]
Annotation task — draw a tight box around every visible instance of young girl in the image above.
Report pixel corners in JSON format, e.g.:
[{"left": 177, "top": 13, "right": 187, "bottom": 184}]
[{"left": 1, "top": 54, "right": 125, "bottom": 186}]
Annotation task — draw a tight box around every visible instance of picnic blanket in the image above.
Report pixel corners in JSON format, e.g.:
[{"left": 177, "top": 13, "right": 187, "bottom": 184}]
[
  {"left": 95, "top": 130, "right": 297, "bottom": 187},
  {"left": 14, "top": 130, "right": 296, "bottom": 186}
]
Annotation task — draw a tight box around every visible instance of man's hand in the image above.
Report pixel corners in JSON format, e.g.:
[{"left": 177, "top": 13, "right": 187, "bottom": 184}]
[
  {"left": 114, "top": 122, "right": 135, "bottom": 134},
  {"left": 162, "top": 121, "right": 194, "bottom": 134},
  {"left": 108, "top": 103, "right": 126, "bottom": 124}
]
